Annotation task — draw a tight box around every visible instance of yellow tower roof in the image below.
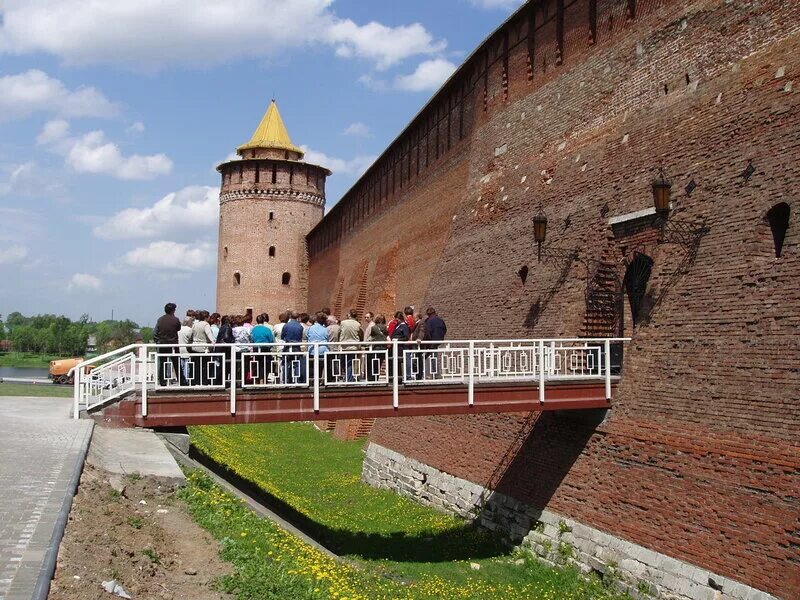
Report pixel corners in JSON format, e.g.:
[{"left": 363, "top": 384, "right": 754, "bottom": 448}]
[{"left": 238, "top": 100, "right": 303, "bottom": 156}]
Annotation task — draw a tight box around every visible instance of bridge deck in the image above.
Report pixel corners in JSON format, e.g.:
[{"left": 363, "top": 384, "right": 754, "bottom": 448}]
[{"left": 94, "top": 379, "right": 616, "bottom": 427}]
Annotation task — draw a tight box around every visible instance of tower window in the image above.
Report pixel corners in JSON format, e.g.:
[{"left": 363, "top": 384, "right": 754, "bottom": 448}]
[
  {"left": 233, "top": 271, "right": 241, "bottom": 286},
  {"left": 269, "top": 246, "right": 276, "bottom": 257},
  {"left": 271, "top": 163, "right": 277, "bottom": 184},
  {"left": 255, "top": 164, "right": 260, "bottom": 183},
  {"left": 289, "top": 165, "right": 294, "bottom": 185},
  {"left": 281, "top": 272, "right": 291, "bottom": 285},
  {"left": 223, "top": 246, "right": 228, "bottom": 259},
  {"left": 766, "top": 202, "right": 790, "bottom": 258},
  {"left": 269, "top": 211, "right": 275, "bottom": 221}
]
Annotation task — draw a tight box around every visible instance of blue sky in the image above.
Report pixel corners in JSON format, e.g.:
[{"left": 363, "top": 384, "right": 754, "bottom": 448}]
[{"left": 0, "top": 0, "right": 521, "bottom": 327}]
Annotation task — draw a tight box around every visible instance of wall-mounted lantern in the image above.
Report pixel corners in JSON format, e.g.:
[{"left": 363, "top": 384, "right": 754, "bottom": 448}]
[
  {"left": 651, "top": 167, "right": 672, "bottom": 216},
  {"left": 532, "top": 209, "right": 579, "bottom": 264},
  {"left": 533, "top": 210, "right": 548, "bottom": 260},
  {"left": 647, "top": 166, "right": 708, "bottom": 249}
]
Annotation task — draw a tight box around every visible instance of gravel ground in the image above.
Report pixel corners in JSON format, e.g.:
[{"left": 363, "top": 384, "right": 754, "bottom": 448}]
[{"left": 48, "top": 464, "right": 232, "bottom": 600}]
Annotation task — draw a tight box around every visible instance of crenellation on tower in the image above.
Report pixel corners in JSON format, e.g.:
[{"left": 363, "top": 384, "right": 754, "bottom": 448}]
[{"left": 216, "top": 100, "right": 330, "bottom": 319}]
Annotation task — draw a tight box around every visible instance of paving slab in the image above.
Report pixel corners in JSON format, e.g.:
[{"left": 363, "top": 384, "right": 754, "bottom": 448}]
[
  {"left": 0, "top": 396, "right": 93, "bottom": 600},
  {"left": 87, "top": 427, "right": 185, "bottom": 485}
]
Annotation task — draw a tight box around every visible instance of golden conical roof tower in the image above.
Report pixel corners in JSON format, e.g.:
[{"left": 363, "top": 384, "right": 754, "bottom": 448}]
[{"left": 237, "top": 100, "right": 303, "bottom": 156}]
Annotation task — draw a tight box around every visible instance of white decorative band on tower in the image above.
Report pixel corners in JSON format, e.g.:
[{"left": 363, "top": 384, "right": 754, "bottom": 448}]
[{"left": 219, "top": 188, "right": 325, "bottom": 207}]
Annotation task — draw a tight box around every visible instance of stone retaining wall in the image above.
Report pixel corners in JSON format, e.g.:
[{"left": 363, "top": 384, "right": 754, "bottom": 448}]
[{"left": 362, "top": 443, "right": 778, "bottom": 600}]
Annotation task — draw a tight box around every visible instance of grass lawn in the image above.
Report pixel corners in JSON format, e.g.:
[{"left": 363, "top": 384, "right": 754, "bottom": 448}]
[
  {"left": 0, "top": 352, "right": 60, "bottom": 368},
  {"left": 0, "top": 382, "right": 71, "bottom": 397},
  {"left": 190, "top": 423, "right": 628, "bottom": 599}
]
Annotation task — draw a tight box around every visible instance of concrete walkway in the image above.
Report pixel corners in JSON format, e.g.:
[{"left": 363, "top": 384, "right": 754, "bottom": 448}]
[
  {"left": 87, "top": 427, "right": 185, "bottom": 485},
  {"left": 0, "top": 396, "right": 93, "bottom": 600}
]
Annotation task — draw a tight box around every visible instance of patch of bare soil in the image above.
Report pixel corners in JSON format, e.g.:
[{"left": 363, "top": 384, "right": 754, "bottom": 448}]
[{"left": 48, "top": 464, "right": 232, "bottom": 600}]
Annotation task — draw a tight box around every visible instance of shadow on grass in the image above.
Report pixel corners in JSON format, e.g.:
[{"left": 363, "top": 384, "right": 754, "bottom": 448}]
[{"left": 189, "top": 446, "right": 508, "bottom": 563}]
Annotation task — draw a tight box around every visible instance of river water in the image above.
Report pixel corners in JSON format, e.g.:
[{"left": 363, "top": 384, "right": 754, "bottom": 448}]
[{"left": 0, "top": 366, "right": 51, "bottom": 379}]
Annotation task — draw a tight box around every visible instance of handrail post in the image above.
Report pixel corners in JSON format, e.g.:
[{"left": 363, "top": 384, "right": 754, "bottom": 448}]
[
  {"left": 489, "top": 342, "right": 495, "bottom": 379},
  {"left": 73, "top": 365, "right": 81, "bottom": 419},
  {"left": 139, "top": 345, "right": 148, "bottom": 418},
  {"left": 604, "top": 338, "right": 612, "bottom": 400},
  {"left": 392, "top": 339, "right": 399, "bottom": 409},
  {"left": 539, "top": 341, "right": 546, "bottom": 405},
  {"left": 468, "top": 341, "right": 475, "bottom": 406},
  {"left": 313, "top": 343, "right": 320, "bottom": 412},
  {"left": 549, "top": 340, "right": 556, "bottom": 376},
  {"left": 230, "top": 346, "right": 237, "bottom": 415}
]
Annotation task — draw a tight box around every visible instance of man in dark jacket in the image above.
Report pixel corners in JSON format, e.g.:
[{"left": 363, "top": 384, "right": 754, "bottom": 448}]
[
  {"left": 281, "top": 311, "right": 306, "bottom": 384},
  {"left": 424, "top": 307, "right": 447, "bottom": 380},
  {"left": 153, "top": 302, "right": 181, "bottom": 386},
  {"left": 424, "top": 307, "right": 447, "bottom": 342}
]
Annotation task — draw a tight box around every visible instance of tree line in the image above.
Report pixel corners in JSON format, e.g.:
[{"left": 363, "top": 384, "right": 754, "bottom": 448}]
[{"left": 0, "top": 312, "right": 153, "bottom": 356}]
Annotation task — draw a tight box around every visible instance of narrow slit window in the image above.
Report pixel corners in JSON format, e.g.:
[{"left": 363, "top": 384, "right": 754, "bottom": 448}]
[
  {"left": 223, "top": 245, "right": 228, "bottom": 259},
  {"left": 271, "top": 164, "right": 277, "bottom": 184},
  {"left": 281, "top": 272, "right": 291, "bottom": 286},
  {"left": 269, "top": 246, "right": 276, "bottom": 257},
  {"left": 766, "top": 202, "right": 790, "bottom": 258},
  {"left": 233, "top": 271, "right": 241, "bottom": 286},
  {"left": 269, "top": 211, "right": 274, "bottom": 221}
]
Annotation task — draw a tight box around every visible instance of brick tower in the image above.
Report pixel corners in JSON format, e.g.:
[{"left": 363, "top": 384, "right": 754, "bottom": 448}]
[{"left": 216, "top": 100, "right": 330, "bottom": 319}]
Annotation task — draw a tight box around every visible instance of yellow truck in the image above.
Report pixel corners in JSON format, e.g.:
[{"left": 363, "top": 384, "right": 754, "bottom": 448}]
[{"left": 49, "top": 358, "right": 94, "bottom": 384}]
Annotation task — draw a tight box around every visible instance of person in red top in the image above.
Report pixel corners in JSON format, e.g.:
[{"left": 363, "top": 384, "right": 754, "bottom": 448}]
[
  {"left": 403, "top": 306, "right": 416, "bottom": 333},
  {"left": 388, "top": 313, "right": 401, "bottom": 337}
]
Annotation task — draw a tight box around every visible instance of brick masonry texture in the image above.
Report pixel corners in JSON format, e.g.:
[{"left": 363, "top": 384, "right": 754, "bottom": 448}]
[
  {"left": 363, "top": 443, "right": 781, "bottom": 600},
  {"left": 306, "top": 1, "right": 800, "bottom": 597}
]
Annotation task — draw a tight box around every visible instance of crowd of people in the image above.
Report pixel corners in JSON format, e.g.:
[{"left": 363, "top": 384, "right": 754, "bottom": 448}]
[{"left": 152, "top": 302, "right": 447, "bottom": 386}]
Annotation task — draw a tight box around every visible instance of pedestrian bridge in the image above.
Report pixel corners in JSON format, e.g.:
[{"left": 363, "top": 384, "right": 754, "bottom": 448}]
[{"left": 71, "top": 338, "right": 627, "bottom": 428}]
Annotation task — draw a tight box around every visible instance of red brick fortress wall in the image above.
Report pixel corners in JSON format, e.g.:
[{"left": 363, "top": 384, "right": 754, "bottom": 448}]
[{"left": 308, "top": 1, "right": 800, "bottom": 596}]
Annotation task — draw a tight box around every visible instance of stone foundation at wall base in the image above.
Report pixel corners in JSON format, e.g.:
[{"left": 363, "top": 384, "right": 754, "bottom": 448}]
[{"left": 362, "top": 443, "right": 778, "bottom": 600}]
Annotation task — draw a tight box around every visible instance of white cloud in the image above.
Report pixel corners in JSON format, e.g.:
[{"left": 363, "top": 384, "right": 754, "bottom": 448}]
[
  {"left": 94, "top": 186, "right": 219, "bottom": 240},
  {"left": 0, "top": 161, "right": 66, "bottom": 198},
  {"left": 0, "top": 244, "right": 28, "bottom": 265},
  {"left": 67, "top": 131, "right": 173, "bottom": 179},
  {"left": 0, "top": 70, "right": 117, "bottom": 121},
  {"left": 343, "top": 122, "right": 370, "bottom": 137},
  {"left": 38, "top": 120, "right": 173, "bottom": 180},
  {"left": 326, "top": 20, "right": 446, "bottom": 71},
  {"left": 394, "top": 58, "right": 457, "bottom": 92},
  {"left": 469, "top": 0, "right": 524, "bottom": 9},
  {"left": 67, "top": 272, "right": 103, "bottom": 292},
  {"left": 357, "top": 74, "right": 388, "bottom": 92},
  {"left": 120, "top": 241, "right": 216, "bottom": 272},
  {"left": 126, "top": 121, "right": 145, "bottom": 135},
  {"left": 300, "top": 146, "right": 376, "bottom": 176},
  {"left": 36, "top": 119, "right": 71, "bottom": 147},
  {"left": 0, "top": 1, "right": 446, "bottom": 71}
]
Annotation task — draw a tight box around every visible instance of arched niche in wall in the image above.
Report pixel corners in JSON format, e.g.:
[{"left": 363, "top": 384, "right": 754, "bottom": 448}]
[
  {"left": 282, "top": 272, "right": 291, "bottom": 286},
  {"left": 623, "top": 252, "right": 654, "bottom": 326},
  {"left": 766, "top": 202, "right": 790, "bottom": 258}
]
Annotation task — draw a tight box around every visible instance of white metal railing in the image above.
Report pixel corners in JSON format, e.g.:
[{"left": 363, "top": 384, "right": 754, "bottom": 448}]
[{"left": 70, "top": 338, "right": 628, "bottom": 419}]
